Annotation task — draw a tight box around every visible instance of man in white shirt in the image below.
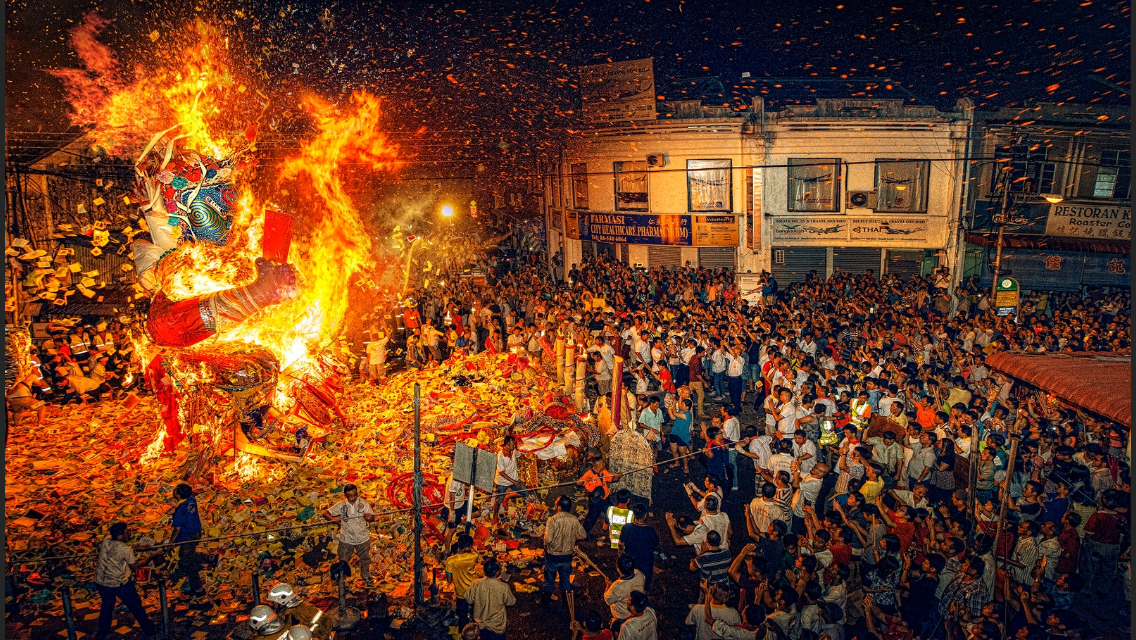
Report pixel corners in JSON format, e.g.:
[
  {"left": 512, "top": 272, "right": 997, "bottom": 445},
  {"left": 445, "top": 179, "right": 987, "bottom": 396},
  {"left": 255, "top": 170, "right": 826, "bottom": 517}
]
[
  {"left": 491, "top": 436, "right": 529, "bottom": 520},
  {"left": 721, "top": 406, "right": 742, "bottom": 490},
  {"left": 686, "top": 583, "right": 741, "bottom": 640},
  {"left": 791, "top": 463, "right": 829, "bottom": 536},
  {"left": 738, "top": 431, "right": 774, "bottom": 487},
  {"left": 323, "top": 483, "right": 377, "bottom": 586},
  {"left": 618, "top": 591, "right": 658, "bottom": 639},
  {"left": 710, "top": 343, "right": 728, "bottom": 399},
  {"left": 604, "top": 556, "right": 647, "bottom": 623},
  {"left": 878, "top": 386, "right": 899, "bottom": 418},
  {"left": 748, "top": 482, "right": 786, "bottom": 537},
  {"left": 365, "top": 328, "right": 389, "bottom": 380},
  {"left": 588, "top": 336, "right": 616, "bottom": 371},
  {"left": 792, "top": 432, "right": 818, "bottom": 476},
  {"left": 766, "top": 439, "right": 796, "bottom": 481},
  {"left": 95, "top": 522, "right": 158, "bottom": 640}
]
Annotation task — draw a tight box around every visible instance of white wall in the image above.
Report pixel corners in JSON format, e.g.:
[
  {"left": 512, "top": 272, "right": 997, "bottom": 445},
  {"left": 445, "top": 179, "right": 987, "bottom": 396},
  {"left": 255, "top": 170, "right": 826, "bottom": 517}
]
[
  {"left": 553, "top": 113, "right": 967, "bottom": 276},
  {"left": 761, "top": 121, "right": 968, "bottom": 249}
]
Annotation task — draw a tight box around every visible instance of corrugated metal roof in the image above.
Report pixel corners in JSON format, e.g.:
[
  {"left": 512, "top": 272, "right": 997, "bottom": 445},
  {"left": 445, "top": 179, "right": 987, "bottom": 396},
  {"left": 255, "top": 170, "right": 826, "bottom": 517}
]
[{"left": 984, "top": 351, "right": 1132, "bottom": 427}]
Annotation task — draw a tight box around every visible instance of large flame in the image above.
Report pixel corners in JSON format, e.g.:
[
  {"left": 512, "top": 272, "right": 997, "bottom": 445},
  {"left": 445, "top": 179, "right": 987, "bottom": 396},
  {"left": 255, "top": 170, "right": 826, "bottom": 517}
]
[
  {"left": 52, "top": 16, "right": 401, "bottom": 372},
  {"left": 224, "top": 92, "right": 401, "bottom": 368},
  {"left": 49, "top": 14, "right": 246, "bottom": 159}
]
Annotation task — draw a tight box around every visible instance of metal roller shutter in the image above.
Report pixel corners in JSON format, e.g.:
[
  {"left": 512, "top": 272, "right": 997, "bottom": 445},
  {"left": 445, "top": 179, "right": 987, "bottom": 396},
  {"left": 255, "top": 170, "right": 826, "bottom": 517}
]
[
  {"left": 698, "top": 247, "right": 736, "bottom": 270},
  {"left": 648, "top": 245, "right": 682, "bottom": 269},
  {"left": 771, "top": 246, "right": 826, "bottom": 284},
  {"left": 833, "top": 247, "right": 882, "bottom": 278},
  {"left": 886, "top": 249, "right": 926, "bottom": 279}
]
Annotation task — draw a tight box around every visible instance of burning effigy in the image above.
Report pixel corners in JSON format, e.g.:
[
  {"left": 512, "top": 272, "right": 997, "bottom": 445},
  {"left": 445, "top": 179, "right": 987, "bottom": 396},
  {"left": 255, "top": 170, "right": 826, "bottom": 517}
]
[{"left": 49, "top": 14, "right": 401, "bottom": 475}]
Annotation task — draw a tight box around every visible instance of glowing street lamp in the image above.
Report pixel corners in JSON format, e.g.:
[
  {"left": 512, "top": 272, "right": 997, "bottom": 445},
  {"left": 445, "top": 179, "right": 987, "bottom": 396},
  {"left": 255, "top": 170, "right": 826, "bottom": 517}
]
[{"left": 440, "top": 204, "right": 455, "bottom": 218}]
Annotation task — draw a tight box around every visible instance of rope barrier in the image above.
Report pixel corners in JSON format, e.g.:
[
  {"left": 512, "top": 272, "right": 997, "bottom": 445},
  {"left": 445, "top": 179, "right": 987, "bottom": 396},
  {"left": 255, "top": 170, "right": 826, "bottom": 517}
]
[{"left": 9, "top": 438, "right": 726, "bottom": 567}]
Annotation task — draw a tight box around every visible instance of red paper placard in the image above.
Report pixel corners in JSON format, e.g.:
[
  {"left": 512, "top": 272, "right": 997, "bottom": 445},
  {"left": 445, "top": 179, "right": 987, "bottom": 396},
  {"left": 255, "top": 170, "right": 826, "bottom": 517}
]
[{"left": 262, "top": 210, "right": 294, "bottom": 264}]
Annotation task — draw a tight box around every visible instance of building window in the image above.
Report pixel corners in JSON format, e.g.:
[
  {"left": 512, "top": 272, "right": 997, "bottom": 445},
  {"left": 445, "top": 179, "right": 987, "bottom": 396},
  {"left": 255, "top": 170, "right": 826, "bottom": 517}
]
[
  {"left": 1008, "top": 143, "right": 1055, "bottom": 194},
  {"left": 787, "top": 158, "right": 840, "bottom": 212},
  {"left": 687, "top": 159, "right": 732, "bottom": 212},
  {"left": 571, "top": 162, "right": 589, "bottom": 209},
  {"left": 875, "top": 160, "right": 930, "bottom": 213},
  {"left": 1094, "top": 149, "right": 1131, "bottom": 199},
  {"left": 614, "top": 161, "right": 649, "bottom": 211},
  {"left": 773, "top": 249, "right": 786, "bottom": 264}
]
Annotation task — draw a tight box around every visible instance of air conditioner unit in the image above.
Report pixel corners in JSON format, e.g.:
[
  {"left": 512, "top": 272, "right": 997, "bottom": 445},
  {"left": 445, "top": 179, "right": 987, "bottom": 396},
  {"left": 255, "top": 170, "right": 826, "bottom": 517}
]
[
  {"left": 646, "top": 153, "right": 668, "bottom": 168},
  {"left": 846, "top": 190, "right": 877, "bottom": 210}
]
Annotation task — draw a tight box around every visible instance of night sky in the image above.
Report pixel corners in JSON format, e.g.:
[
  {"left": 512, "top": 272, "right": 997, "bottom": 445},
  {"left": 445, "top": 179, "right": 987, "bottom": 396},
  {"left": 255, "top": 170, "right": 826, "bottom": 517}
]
[{"left": 6, "top": 0, "right": 1131, "bottom": 167}]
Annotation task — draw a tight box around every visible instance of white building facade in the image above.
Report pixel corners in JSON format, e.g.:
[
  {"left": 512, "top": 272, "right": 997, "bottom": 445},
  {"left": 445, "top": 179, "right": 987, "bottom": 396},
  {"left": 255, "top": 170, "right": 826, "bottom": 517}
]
[{"left": 542, "top": 96, "right": 974, "bottom": 292}]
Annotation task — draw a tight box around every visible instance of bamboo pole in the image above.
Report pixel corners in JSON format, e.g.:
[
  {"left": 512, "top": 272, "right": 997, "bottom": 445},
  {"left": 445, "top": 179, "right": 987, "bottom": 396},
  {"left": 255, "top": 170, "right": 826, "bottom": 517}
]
[{"left": 991, "top": 436, "right": 1020, "bottom": 567}]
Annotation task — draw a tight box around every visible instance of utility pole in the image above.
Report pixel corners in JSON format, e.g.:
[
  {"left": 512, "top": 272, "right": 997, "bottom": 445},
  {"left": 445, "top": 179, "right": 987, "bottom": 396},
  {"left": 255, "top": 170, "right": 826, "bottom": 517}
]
[
  {"left": 412, "top": 382, "right": 424, "bottom": 610},
  {"left": 989, "top": 166, "right": 1013, "bottom": 302}
]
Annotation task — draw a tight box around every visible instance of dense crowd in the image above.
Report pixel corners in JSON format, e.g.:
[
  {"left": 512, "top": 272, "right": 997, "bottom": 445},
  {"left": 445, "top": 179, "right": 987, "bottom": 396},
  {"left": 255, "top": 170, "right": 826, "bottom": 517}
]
[
  {"left": 6, "top": 318, "right": 143, "bottom": 426},
  {"left": 394, "top": 256, "right": 1130, "bottom": 640},
  {"left": 8, "top": 254, "right": 1131, "bottom": 640}
]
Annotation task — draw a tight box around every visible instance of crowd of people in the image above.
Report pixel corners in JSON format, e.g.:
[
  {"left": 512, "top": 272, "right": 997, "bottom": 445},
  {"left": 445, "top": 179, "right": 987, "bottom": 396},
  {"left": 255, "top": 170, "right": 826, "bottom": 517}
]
[
  {"left": 12, "top": 252, "right": 1132, "bottom": 640},
  {"left": 420, "top": 256, "right": 1130, "bottom": 640},
  {"left": 6, "top": 317, "right": 142, "bottom": 426}
]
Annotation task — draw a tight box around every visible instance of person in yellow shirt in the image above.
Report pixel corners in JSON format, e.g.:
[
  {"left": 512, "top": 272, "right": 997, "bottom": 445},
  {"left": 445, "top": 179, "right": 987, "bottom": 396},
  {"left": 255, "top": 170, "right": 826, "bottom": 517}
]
[
  {"left": 860, "top": 463, "right": 886, "bottom": 504},
  {"left": 444, "top": 534, "right": 480, "bottom": 631}
]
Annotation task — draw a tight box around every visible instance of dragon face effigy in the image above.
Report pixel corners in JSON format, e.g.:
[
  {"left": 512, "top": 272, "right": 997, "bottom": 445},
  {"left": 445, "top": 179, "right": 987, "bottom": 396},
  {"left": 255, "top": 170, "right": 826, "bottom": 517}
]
[
  {"left": 132, "top": 147, "right": 297, "bottom": 350},
  {"left": 131, "top": 142, "right": 303, "bottom": 457}
]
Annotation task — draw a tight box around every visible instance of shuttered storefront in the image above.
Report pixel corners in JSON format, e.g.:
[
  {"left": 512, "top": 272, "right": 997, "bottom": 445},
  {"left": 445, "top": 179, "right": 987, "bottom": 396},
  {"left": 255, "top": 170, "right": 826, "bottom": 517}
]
[
  {"left": 648, "top": 245, "right": 682, "bottom": 269},
  {"left": 698, "top": 247, "right": 736, "bottom": 271},
  {"left": 771, "top": 246, "right": 826, "bottom": 284},
  {"left": 885, "top": 249, "right": 927, "bottom": 279},
  {"left": 833, "top": 247, "right": 882, "bottom": 278}
]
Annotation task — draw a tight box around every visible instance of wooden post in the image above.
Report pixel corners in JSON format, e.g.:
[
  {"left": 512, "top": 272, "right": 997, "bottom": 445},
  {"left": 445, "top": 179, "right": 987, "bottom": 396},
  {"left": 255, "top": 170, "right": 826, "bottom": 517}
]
[
  {"left": 564, "top": 340, "right": 576, "bottom": 396},
  {"left": 611, "top": 356, "right": 624, "bottom": 428},
  {"left": 991, "top": 436, "right": 1020, "bottom": 563}
]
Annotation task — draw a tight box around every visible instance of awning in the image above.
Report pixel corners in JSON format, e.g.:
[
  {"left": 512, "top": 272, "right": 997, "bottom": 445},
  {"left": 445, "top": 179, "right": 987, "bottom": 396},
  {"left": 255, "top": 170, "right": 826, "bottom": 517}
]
[
  {"left": 965, "top": 231, "right": 1130, "bottom": 255},
  {"left": 984, "top": 351, "right": 1132, "bottom": 427}
]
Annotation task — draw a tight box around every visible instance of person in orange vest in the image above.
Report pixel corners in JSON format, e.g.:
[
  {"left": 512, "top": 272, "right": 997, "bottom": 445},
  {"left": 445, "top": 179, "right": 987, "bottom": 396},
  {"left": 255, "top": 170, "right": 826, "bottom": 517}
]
[{"left": 576, "top": 458, "right": 623, "bottom": 539}]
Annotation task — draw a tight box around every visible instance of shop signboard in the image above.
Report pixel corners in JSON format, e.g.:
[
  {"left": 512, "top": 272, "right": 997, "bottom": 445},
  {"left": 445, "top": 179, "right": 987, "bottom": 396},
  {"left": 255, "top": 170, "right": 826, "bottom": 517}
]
[
  {"left": 848, "top": 217, "right": 929, "bottom": 242},
  {"left": 574, "top": 212, "right": 737, "bottom": 247},
  {"left": 1044, "top": 202, "right": 1131, "bottom": 240}
]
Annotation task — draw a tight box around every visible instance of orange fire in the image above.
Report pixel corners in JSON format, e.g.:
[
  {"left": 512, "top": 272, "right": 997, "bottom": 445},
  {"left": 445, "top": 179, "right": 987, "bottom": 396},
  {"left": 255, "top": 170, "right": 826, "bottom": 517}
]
[
  {"left": 49, "top": 14, "right": 248, "bottom": 159},
  {"left": 53, "top": 16, "right": 401, "bottom": 380}
]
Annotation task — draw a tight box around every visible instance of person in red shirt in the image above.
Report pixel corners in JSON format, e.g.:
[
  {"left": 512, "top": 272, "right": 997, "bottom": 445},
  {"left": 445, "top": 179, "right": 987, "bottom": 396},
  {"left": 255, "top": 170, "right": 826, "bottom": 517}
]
[
  {"left": 1056, "top": 511, "right": 1082, "bottom": 576},
  {"left": 403, "top": 305, "right": 421, "bottom": 330},
  {"left": 877, "top": 498, "right": 916, "bottom": 555},
  {"left": 1082, "top": 492, "right": 1126, "bottom": 597},
  {"left": 828, "top": 527, "right": 854, "bottom": 567}
]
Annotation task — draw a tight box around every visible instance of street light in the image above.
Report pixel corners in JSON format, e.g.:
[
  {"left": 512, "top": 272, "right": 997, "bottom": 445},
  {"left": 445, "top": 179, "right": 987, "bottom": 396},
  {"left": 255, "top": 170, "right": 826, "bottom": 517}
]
[
  {"left": 1041, "top": 193, "right": 1064, "bottom": 204},
  {"left": 441, "top": 204, "right": 454, "bottom": 218}
]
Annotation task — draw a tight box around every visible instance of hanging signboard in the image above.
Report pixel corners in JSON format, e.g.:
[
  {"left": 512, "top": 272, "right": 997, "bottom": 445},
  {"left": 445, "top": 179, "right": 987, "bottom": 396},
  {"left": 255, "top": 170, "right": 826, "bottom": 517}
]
[
  {"left": 1044, "top": 203, "right": 1131, "bottom": 241},
  {"left": 565, "top": 210, "right": 581, "bottom": 240},
  {"left": 574, "top": 212, "right": 737, "bottom": 247},
  {"left": 994, "top": 277, "right": 1020, "bottom": 317},
  {"left": 578, "top": 58, "right": 657, "bottom": 124}
]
